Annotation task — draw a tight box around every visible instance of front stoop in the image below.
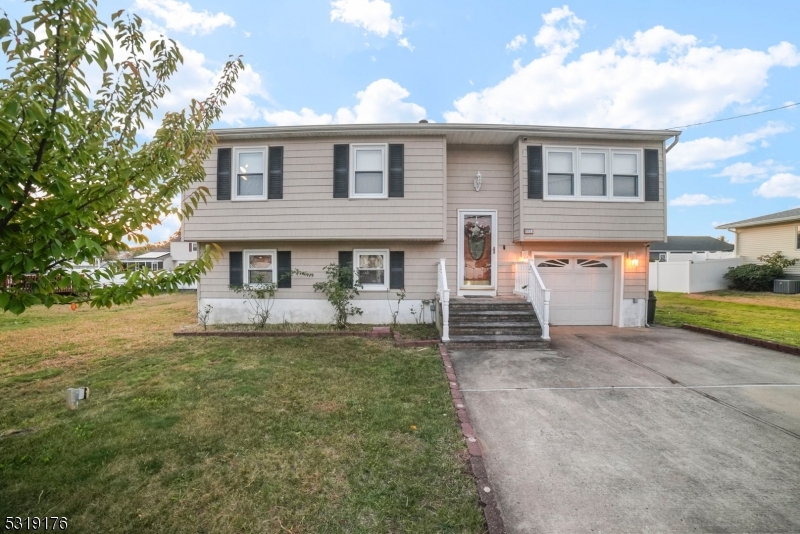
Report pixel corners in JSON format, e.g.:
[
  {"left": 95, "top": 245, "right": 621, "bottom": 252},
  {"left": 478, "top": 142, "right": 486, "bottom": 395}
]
[{"left": 446, "top": 298, "right": 550, "bottom": 350}]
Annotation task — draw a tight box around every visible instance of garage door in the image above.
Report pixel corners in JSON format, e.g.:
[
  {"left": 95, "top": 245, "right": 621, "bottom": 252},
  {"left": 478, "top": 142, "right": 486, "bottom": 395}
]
[{"left": 535, "top": 257, "right": 614, "bottom": 325}]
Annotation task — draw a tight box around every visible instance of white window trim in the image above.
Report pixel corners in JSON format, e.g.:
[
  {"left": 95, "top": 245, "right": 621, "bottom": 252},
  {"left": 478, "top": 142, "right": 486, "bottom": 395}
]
[
  {"left": 350, "top": 144, "right": 388, "bottom": 199},
  {"left": 189, "top": 242, "right": 197, "bottom": 252},
  {"left": 243, "top": 249, "right": 277, "bottom": 287},
  {"left": 543, "top": 146, "right": 644, "bottom": 202},
  {"left": 796, "top": 225, "right": 800, "bottom": 250},
  {"left": 232, "top": 147, "right": 268, "bottom": 201},
  {"left": 353, "top": 249, "right": 389, "bottom": 291}
]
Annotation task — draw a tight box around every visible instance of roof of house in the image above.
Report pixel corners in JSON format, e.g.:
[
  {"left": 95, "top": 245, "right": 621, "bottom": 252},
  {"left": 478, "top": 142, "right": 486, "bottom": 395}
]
[
  {"left": 211, "top": 122, "right": 680, "bottom": 145},
  {"left": 716, "top": 208, "right": 800, "bottom": 230},
  {"left": 650, "top": 236, "right": 734, "bottom": 252},
  {"left": 125, "top": 251, "right": 171, "bottom": 260}
]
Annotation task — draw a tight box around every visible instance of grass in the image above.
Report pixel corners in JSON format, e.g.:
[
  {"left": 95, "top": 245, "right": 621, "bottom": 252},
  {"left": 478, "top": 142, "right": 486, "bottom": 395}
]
[
  {"left": 0, "top": 294, "right": 484, "bottom": 533},
  {"left": 654, "top": 290, "right": 800, "bottom": 348}
]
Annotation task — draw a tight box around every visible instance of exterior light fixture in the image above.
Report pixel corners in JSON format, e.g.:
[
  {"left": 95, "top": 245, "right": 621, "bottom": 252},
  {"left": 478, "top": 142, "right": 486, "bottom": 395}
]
[
  {"left": 474, "top": 172, "right": 482, "bottom": 192},
  {"left": 627, "top": 251, "right": 639, "bottom": 268}
]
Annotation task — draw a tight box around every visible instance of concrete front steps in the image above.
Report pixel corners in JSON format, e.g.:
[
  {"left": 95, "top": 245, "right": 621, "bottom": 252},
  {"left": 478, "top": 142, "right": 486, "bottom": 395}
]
[{"left": 446, "top": 297, "right": 550, "bottom": 350}]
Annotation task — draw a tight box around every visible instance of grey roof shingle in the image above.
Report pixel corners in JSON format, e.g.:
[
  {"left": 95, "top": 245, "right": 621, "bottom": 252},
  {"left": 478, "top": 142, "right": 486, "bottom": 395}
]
[
  {"left": 650, "top": 236, "right": 734, "bottom": 252},
  {"left": 716, "top": 207, "right": 800, "bottom": 229}
]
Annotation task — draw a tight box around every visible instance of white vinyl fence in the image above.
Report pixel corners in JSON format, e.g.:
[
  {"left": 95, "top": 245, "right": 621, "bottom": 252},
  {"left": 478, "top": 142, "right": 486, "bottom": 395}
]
[{"left": 649, "top": 257, "right": 741, "bottom": 293}]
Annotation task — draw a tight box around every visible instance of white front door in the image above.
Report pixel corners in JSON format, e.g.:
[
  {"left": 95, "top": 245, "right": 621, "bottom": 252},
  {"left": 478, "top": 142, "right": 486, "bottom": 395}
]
[
  {"left": 457, "top": 210, "right": 498, "bottom": 296},
  {"left": 535, "top": 256, "right": 614, "bottom": 325}
]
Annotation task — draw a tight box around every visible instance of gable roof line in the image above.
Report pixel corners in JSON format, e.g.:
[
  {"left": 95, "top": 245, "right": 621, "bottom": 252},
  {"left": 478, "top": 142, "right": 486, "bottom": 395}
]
[
  {"left": 211, "top": 123, "right": 680, "bottom": 143},
  {"left": 716, "top": 207, "right": 800, "bottom": 229}
]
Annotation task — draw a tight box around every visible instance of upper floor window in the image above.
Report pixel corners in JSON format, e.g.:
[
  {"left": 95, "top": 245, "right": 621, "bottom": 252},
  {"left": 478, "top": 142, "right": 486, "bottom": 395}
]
[
  {"left": 234, "top": 148, "right": 266, "bottom": 200},
  {"left": 544, "top": 147, "right": 642, "bottom": 202},
  {"left": 351, "top": 144, "right": 388, "bottom": 198}
]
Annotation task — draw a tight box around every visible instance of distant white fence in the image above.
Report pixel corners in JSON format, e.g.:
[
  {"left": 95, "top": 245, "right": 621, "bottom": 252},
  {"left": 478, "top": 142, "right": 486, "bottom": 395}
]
[
  {"left": 656, "top": 251, "right": 736, "bottom": 262},
  {"left": 649, "top": 257, "right": 741, "bottom": 293}
]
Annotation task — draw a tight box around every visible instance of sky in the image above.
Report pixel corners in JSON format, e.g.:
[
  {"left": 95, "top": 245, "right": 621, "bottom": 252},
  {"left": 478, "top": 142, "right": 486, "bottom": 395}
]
[{"left": 5, "top": 0, "right": 800, "bottom": 242}]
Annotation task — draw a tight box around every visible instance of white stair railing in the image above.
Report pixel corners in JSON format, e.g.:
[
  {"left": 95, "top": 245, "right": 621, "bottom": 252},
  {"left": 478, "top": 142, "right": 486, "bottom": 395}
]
[
  {"left": 436, "top": 258, "right": 450, "bottom": 342},
  {"left": 513, "top": 259, "right": 551, "bottom": 340}
]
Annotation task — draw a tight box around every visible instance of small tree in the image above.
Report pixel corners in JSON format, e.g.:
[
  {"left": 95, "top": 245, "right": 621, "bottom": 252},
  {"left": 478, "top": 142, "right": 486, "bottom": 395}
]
[
  {"left": 387, "top": 288, "right": 405, "bottom": 328},
  {"left": 313, "top": 263, "right": 362, "bottom": 329},
  {"left": 718, "top": 235, "right": 728, "bottom": 243},
  {"left": 0, "top": 0, "right": 244, "bottom": 314},
  {"left": 230, "top": 270, "right": 311, "bottom": 329},
  {"left": 757, "top": 251, "right": 797, "bottom": 270}
]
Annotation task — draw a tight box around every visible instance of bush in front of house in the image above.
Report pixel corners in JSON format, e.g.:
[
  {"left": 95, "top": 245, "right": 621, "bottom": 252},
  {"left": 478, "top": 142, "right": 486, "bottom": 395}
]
[{"left": 724, "top": 264, "right": 783, "bottom": 291}]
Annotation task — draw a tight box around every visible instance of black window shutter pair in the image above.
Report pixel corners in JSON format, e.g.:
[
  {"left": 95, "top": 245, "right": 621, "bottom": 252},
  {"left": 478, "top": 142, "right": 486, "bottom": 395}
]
[
  {"left": 527, "top": 145, "right": 660, "bottom": 201},
  {"left": 217, "top": 147, "right": 284, "bottom": 200},
  {"left": 333, "top": 144, "right": 404, "bottom": 198},
  {"left": 338, "top": 250, "right": 404, "bottom": 289},
  {"left": 229, "top": 251, "right": 292, "bottom": 288}
]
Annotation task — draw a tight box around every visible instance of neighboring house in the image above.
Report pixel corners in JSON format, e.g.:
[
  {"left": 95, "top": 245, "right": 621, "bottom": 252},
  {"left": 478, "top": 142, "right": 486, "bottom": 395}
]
[
  {"left": 649, "top": 236, "right": 734, "bottom": 261},
  {"left": 182, "top": 122, "right": 678, "bottom": 332},
  {"left": 170, "top": 238, "right": 199, "bottom": 290},
  {"left": 119, "top": 249, "right": 173, "bottom": 271},
  {"left": 717, "top": 208, "right": 800, "bottom": 278}
]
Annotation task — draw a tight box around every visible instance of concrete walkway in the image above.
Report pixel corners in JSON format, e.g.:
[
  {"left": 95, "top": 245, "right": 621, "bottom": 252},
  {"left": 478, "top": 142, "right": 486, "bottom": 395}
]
[{"left": 450, "top": 326, "right": 800, "bottom": 533}]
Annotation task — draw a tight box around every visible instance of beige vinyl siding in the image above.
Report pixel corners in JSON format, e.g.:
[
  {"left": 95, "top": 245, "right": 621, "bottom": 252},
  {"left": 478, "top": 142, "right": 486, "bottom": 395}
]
[
  {"left": 199, "top": 241, "right": 444, "bottom": 300},
  {"left": 445, "top": 145, "right": 519, "bottom": 295},
  {"left": 518, "top": 138, "right": 666, "bottom": 242},
  {"left": 184, "top": 136, "right": 446, "bottom": 242},
  {"left": 511, "top": 140, "right": 521, "bottom": 242},
  {"left": 736, "top": 222, "right": 800, "bottom": 276},
  {"left": 520, "top": 242, "right": 649, "bottom": 300}
]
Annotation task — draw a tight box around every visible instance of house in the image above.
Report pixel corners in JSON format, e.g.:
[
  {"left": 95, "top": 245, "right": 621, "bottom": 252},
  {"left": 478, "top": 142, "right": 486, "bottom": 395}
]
[
  {"left": 717, "top": 208, "right": 800, "bottom": 278},
  {"left": 182, "top": 122, "right": 679, "bottom": 339},
  {"left": 649, "top": 236, "right": 734, "bottom": 261},
  {"left": 170, "top": 236, "right": 199, "bottom": 289},
  {"left": 119, "top": 248, "right": 173, "bottom": 271}
]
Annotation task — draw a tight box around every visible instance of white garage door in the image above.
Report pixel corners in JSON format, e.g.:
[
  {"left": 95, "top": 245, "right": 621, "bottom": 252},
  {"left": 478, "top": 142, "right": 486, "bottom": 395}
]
[{"left": 535, "top": 257, "right": 614, "bottom": 325}]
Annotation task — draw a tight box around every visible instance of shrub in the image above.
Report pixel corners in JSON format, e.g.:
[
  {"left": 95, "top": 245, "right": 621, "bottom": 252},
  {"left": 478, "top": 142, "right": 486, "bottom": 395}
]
[
  {"left": 757, "top": 251, "right": 798, "bottom": 270},
  {"left": 724, "top": 264, "right": 783, "bottom": 291},
  {"left": 313, "top": 263, "right": 363, "bottom": 329}
]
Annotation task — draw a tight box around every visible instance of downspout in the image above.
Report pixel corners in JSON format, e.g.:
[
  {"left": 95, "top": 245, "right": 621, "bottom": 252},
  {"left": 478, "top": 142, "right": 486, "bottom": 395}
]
[{"left": 665, "top": 133, "right": 680, "bottom": 153}]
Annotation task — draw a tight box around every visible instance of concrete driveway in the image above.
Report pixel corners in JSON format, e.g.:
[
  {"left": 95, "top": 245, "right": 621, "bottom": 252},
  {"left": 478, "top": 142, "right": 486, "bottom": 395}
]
[{"left": 450, "top": 326, "right": 800, "bottom": 533}]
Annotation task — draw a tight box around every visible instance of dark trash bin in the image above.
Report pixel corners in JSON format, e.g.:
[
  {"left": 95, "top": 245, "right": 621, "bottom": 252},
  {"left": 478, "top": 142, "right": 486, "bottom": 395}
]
[{"left": 647, "top": 291, "right": 657, "bottom": 325}]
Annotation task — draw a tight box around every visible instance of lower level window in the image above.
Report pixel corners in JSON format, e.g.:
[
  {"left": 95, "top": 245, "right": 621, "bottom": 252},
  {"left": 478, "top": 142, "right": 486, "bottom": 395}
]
[
  {"left": 354, "top": 249, "right": 388, "bottom": 290},
  {"left": 244, "top": 250, "right": 276, "bottom": 285}
]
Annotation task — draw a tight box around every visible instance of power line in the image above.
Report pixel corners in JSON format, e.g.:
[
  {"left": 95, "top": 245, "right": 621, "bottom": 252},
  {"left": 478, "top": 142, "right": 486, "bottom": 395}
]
[{"left": 667, "top": 101, "right": 799, "bottom": 130}]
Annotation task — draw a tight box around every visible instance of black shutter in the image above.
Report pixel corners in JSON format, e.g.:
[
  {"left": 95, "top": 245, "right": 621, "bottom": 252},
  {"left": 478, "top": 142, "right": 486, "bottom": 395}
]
[
  {"left": 277, "top": 251, "right": 291, "bottom": 288},
  {"left": 268, "top": 146, "right": 284, "bottom": 199},
  {"left": 389, "top": 251, "right": 404, "bottom": 289},
  {"left": 527, "top": 146, "right": 543, "bottom": 199},
  {"left": 338, "top": 250, "right": 353, "bottom": 287},
  {"left": 388, "top": 144, "right": 404, "bottom": 197},
  {"left": 217, "top": 147, "right": 232, "bottom": 200},
  {"left": 333, "top": 144, "right": 349, "bottom": 198},
  {"left": 644, "top": 149, "right": 659, "bottom": 201},
  {"left": 229, "top": 251, "right": 243, "bottom": 287}
]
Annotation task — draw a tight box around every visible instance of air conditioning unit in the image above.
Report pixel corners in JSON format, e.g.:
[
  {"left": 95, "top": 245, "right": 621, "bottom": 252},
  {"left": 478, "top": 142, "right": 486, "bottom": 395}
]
[{"left": 773, "top": 279, "right": 800, "bottom": 294}]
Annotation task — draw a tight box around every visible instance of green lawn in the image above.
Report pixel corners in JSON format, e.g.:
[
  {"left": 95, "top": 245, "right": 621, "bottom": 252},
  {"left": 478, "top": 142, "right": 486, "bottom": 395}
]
[
  {"left": 0, "top": 294, "right": 484, "bottom": 533},
  {"left": 654, "top": 290, "right": 800, "bottom": 348}
]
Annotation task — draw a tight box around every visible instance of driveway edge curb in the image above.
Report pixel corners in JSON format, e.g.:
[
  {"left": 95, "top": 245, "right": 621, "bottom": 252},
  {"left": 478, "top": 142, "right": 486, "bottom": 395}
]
[
  {"left": 681, "top": 324, "right": 800, "bottom": 357},
  {"left": 439, "top": 344, "right": 507, "bottom": 534}
]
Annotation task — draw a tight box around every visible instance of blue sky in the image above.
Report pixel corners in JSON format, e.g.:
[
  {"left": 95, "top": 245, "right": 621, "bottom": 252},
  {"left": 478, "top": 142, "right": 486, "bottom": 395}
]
[{"left": 7, "top": 0, "right": 800, "bottom": 242}]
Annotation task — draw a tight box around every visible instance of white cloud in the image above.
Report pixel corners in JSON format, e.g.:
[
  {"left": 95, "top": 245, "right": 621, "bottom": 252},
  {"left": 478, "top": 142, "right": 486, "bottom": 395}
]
[
  {"left": 506, "top": 34, "right": 527, "bottom": 51},
  {"left": 133, "top": 0, "right": 234, "bottom": 35},
  {"left": 444, "top": 7, "right": 800, "bottom": 127},
  {"left": 753, "top": 173, "right": 800, "bottom": 198},
  {"left": 669, "top": 194, "right": 735, "bottom": 207},
  {"left": 712, "top": 159, "right": 793, "bottom": 183},
  {"left": 667, "top": 123, "right": 791, "bottom": 171},
  {"left": 263, "top": 78, "right": 425, "bottom": 126},
  {"left": 330, "top": 0, "right": 412, "bottom": 51}
]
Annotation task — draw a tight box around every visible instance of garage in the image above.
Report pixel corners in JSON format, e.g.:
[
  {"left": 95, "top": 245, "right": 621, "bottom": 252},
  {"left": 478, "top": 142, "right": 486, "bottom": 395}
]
[{"left": 535, "top": 257, "right": 614, "bottom": 325}]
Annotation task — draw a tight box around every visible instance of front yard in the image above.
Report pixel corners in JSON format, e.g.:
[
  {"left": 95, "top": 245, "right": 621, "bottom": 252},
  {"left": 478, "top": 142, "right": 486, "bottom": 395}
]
[
  {"left": 0, "top": 294, "right": 484, "bottom": 533},
  {"left": 654, "top": 290, "right": 800, "bottom": 348}
]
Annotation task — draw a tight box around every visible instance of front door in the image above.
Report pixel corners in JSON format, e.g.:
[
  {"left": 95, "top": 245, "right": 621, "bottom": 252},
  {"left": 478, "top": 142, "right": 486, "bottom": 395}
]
[{"left": 458, "top": 210, "right": 498, "bottom": 296}]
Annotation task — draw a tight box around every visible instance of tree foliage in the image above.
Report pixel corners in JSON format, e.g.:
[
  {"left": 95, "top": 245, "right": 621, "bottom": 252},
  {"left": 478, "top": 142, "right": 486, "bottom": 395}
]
[{"left": 0, "top": 0, "right": 243, "bottom": 313}]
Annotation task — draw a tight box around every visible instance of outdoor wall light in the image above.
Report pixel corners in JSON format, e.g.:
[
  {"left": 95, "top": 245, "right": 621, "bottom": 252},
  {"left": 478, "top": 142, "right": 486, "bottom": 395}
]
[{"left": 627, "top": 251, "right": 639, "bottom": 268}]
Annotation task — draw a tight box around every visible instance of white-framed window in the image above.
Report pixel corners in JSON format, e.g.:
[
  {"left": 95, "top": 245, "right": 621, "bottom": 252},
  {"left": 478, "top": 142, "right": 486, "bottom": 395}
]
[
  {"left": 234, "top": 147, "right": 267, "bottom": 200},
  {"left": 796, "top": 225, "right": 800, "bottom": 250},
  {"left": 544, "top": 147, "right": 643, "bottom": 202},
  {"left": 243, "top": 249, "right": 277, "bottom": 285},
  {"left": 353, "top": 249, "right": 389, "bottom": 290},
  {"left": 189, "top": 242, "right": 197, "bottom": 252},
  {"left": 350, "top": 144, "right": 388, "bottom": 198}
]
